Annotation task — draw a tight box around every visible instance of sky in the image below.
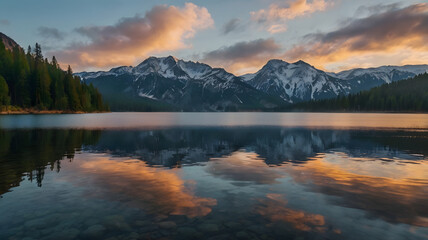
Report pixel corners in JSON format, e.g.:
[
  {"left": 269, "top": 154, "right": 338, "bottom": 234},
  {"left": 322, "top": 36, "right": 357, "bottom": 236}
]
[{"left": 0, "top": 0, "right": 427, "bottom": 75}]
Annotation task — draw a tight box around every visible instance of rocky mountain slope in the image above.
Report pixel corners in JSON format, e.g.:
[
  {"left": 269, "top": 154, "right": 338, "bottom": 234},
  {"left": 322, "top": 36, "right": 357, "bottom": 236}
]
[
  {"left": 77, "top": 56, "right": 428, "bottom": 111},
  {"left": 241, "top": 60, "right": 351, "bottom": 103},
  {"left": 78, "top": 56, "right": 284, "bottom": 111}
]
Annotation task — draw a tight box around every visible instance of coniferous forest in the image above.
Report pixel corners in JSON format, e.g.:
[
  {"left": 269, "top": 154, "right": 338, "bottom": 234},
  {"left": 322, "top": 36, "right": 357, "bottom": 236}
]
[
  {"left": 0, "top": 40, "right": 108, "bottom": 112},
  {"left": 291, "top": 73, "right": 428, "bottom": 112}
]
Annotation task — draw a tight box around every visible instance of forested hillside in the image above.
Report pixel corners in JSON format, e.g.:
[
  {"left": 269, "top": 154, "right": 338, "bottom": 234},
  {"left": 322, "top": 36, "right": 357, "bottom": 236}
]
[
  {"left": 0, "top": 36, "right": 108, "bottom": 112},
  {"left": 292, "top": 73, "right": 428, "bottom": 112}
]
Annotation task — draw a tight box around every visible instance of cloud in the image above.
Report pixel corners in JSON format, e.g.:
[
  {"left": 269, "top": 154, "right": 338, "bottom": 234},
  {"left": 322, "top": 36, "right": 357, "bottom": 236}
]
[
  {"left": 37, "top": 27, "right": 65, "bottom": 40},
  {"left": 285, "top": 152, "right": 428, "bottom": 227},
  {"left": 205, "top": 151, "right": 286, "bottom": 185},
  {"left": 222, "top": 18, "right": 243, "bottom": 35},
  {"left": 201, "top": 38, "right": 282, "bottom": 74},
  {"left": 0, "top": 19, "right": 10, "bottom": 26},
  {"left": 73, "top": 154, "right": 217, "bottom": 218},
  {"left": 285, "top": 3, "right": 428, "bottom": 71},
  {"left": 255, "top": 194, "right": 328, "bottom": 232},
  {"left": 53, "top": 3, "right": 213, "bottom": 70},
  {"left": 251, "top": 0, "right": 332, "bottom": 33},
  {"left": 354, "top": 3, "right": 401, "bottom": 16}
]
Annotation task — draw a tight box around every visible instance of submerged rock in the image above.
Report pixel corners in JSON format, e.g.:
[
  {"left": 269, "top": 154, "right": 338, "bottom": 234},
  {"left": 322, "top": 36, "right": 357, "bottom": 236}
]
[
  {"left": 197, "top": 223, "right": 219, "bottom": 232},
  {"left": 177, "top": 227, "right": 199, "bottom": 236},
  {"left": 158, "top": 221, "right": 177, "bottom": 229},
  {"left": 83, "top": 224, "right": 106, "bottom": 238}
]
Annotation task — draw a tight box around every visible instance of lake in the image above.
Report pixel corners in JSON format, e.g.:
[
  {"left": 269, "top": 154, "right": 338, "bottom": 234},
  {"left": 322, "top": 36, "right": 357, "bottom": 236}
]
[{"left": 0, "top": 113, "right": 427, "bottom": 240}]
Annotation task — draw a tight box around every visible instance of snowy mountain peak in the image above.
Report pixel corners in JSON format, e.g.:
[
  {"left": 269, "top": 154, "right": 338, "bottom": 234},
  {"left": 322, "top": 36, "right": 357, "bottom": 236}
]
[
  {"left": 264, "top": 59, "right": 289, "bottom": 68},
  {"left": 78, "top": 56, "right": 240, "bottom": 84},
  {"left": 293, "top": 60, "right": 311, "bottom": 67},
  {"left": 242, "top": 58, "right": 349, "bottom": 102},
  {"left": 76, "top": 56, "right": 427, "bottom": 107}
]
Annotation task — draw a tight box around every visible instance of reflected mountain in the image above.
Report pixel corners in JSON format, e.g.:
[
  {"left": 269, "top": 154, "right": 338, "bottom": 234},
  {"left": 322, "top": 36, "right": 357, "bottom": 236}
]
[
  {"left": 1, "top": 127, "right": 428, "bottom": 230},
  {"left": 1, "top": 128, "right": 427, "bottom": 196},
  {"left": 205, "top": 151, "right": 287, "bottom": 185},
  {"left": 88, "top": 128, "right": 427, "bottom": 167}
]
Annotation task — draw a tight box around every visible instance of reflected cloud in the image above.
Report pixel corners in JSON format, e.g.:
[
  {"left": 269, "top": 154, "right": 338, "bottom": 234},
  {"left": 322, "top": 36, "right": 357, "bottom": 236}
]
[
  {"left": 205, "top": 150, "right": 285, "bottom": 185},
  {"left": 255, "top": 194, "right": 327, "bottom": 232},
  {"left": 287, "top": 153, "right": 428, "bottom": 227},
  {"left": 74, "top": 154, "right": 217, "bottom": 218}
]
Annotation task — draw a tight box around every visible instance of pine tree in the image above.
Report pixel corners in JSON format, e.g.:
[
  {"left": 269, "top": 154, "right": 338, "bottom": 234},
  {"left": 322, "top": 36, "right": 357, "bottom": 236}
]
[
  {"left": 0, "top": 75, "right": 10, "bottom": 107},
  {"left": 0, "top": 38, "right": 108, "bottom": 112},
  {"left": 51, "top": 56, "right": 58, "bottom": 69}
]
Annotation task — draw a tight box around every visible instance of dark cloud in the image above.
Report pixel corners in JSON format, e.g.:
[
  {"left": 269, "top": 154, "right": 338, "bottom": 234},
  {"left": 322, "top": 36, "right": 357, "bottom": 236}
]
[
  {"left": 37, "top": 27, "right": 65, "bottom": 40},
  {"left": 0, "top": 19, "right": 10, "bottom": 26},
  {"left": 201, "top": 38, "right": 282, "bottom": 74},
  {"left": 355, "top": 3, "right": 401, "bottom": 16},
  {"left": 286, "top": 3, "right": 428, "bottom": 67},
  {"left": 221, "top": 18, "right": 243, "bottom": 35},
  {"left": 203, "top": 38, "right": 280, "bottom": 61}
]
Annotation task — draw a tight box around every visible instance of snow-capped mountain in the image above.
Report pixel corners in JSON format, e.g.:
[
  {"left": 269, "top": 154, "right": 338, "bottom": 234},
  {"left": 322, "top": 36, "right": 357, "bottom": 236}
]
[
  {"left": 240, "top": 59, "right": 351, "bottom": 103},
  {"left": 77, "top": 56, "right": 428, "bottom": 111},
  {"left": 78, "top": 56, "right": 284, "bottom": 111},
  {"left": 329, "top": 65, "right": 428, "bottom": 93}
]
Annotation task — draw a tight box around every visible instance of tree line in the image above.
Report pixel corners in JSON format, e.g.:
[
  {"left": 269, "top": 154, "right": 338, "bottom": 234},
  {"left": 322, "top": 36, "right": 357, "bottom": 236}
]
[
  {"left": 291, "top": 73, "right": 428, "bottom": 112},
  {"left": 0, "top": 40, "right": 108, "bottom": 112}
]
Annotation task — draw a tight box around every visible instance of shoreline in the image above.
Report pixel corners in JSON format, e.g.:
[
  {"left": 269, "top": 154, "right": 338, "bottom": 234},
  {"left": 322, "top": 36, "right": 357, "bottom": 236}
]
[
  {"left": 0, "top": 109, "right": 109, "bottom": 115},
  {"left": 1, "top": 110, "right": 427, "bottom": 115}
]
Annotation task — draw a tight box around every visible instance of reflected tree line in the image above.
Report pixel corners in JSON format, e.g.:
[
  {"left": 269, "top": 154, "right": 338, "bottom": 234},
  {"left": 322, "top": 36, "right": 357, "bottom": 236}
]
[
  {"left": 0, "top": 129, "right": 101, "bottom": 195},
  {"left": 0, "top": 127, "right": 427, "bottom": 196}
]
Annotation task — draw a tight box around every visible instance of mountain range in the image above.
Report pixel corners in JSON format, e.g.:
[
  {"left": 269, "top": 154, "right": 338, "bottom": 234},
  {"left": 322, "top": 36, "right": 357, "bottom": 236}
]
[{"left": 77, "top": 56, "right": 428, "bottom": 111}]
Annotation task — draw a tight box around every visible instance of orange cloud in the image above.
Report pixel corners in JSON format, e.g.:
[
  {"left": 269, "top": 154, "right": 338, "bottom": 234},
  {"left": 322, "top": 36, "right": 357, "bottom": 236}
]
[
  {"left": 206, "top": 150, "right": 286, "bottom": 184},
  {"left": 255, "top": 193, "right": 328, "bottom": 232},
  {"left": 251, "top": 0, "right": 332, "bottom": 33},
  {"left": 53, "top": 3, "right": 213, "bottom": 71},
  {"left": 286, "top": 152, "right": 428, "bottom": 227},
  {"left": 285, "top": 3, "right": 428, "bottom": 71},
  {"left": 73, "top": 154, "right": 217, "bottom": 218}
]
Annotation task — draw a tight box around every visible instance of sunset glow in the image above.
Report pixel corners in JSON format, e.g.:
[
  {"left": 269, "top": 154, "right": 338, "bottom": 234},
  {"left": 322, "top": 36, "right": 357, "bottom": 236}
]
[{"left": 1, "top": 0, "right": 426, "bottom": 74}]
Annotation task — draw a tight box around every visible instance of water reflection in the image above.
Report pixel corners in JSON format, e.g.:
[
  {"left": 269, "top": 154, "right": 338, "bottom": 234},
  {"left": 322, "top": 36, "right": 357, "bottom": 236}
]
[
  {"left": 89, "top": 128, "right": 427, "bottom": 167},
  {"left": 71, "top": 154, "right": 217, "bottom": 218},
  {"left": 206, "top": 151, "right": 286, "bottom": 185},
  {"left": 0, "top": 130, "right": 101, "bottom": 195},
  {"left": 0, "top": 126, "right": 427, "bottom": 239},
  {"left": 286, "top": 152, "right": 428, "bottom": 227},
  {"left": 255, "top": 194, "right": 328, "bottom": 232}
]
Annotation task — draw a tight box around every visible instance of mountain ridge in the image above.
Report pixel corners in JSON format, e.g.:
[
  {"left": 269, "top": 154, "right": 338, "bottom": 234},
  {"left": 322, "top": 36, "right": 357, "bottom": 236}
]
[
  {"left": 78, "top": 56, "right": 285, "bottom": 111},
  {"left": 0, "top": 32, "right": 21, "bottom": 51},
  {"left": 77, "top": 56, "right": 428, "bottom": 111}
]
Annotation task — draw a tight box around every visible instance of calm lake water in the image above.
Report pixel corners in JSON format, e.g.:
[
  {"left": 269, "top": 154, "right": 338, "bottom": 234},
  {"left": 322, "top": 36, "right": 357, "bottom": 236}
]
[{"left": 0, "top": 113, "right": 427, "bottom": 240}]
